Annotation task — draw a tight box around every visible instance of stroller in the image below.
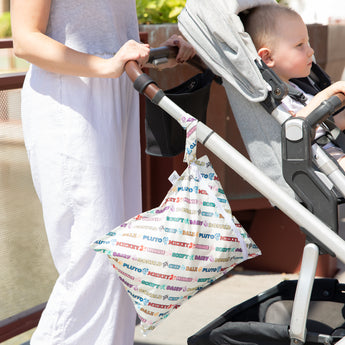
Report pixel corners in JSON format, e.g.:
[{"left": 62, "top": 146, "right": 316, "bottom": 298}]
[{"left": 126, "top": 0, "right": 345, "bottom": 344}]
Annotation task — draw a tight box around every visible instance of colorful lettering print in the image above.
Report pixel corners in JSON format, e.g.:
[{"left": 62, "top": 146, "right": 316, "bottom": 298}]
[{"left": 92, "top": 154, "right": 261, "bottom": 333}]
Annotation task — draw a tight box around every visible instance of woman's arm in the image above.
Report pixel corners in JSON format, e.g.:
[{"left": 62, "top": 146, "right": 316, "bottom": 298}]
[{"left": 10, "top": 0, "right": 150, "bottom": 78}]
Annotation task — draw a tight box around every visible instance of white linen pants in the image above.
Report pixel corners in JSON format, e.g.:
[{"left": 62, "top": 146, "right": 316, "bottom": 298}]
[{"left": 22, "top": 66, "right": 141, "bottom": 345}]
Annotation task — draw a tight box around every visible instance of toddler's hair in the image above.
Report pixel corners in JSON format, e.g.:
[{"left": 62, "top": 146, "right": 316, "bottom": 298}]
[{"left": 242, "top": 4, "right": 301, "bottom": 50}]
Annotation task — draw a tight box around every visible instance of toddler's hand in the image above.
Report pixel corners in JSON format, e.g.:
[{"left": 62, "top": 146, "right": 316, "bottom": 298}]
[{"left": 297, "top": 81, "right": 345, "bottom": 119}]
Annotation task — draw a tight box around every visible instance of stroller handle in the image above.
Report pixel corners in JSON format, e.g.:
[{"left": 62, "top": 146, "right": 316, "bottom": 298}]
[
  {"left": 305, "top": 92, "right": 345, "bottom": 128},
  {"left": 148, "top": 46, "right": 207, "bottom": 71},
  {"left": 125, "top": 46, "right": 207, "bottom": 101},
  {"left": 148, "top": 46, "right": 178, "bottom": 64},
  {"left": 125, "top": 60, "right": 161, "bottom": 101}
]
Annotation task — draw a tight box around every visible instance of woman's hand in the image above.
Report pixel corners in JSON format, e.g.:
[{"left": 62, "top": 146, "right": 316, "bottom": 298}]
[{"left": 105, "top": 40, "right": 150, "bottom": 78}]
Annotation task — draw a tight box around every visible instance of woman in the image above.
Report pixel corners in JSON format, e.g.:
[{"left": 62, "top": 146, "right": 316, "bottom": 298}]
[{"left": 10, "top": 0, "right": 194, "bottom": 344}]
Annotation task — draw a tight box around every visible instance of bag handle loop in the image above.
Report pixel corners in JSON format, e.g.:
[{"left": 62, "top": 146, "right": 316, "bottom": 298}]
[{"left": 179, "top": 115, "right": 198, "bottom": 164}]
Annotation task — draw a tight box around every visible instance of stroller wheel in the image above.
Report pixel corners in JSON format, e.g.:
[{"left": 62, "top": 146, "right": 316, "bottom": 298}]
[{"left": 331, "top": 327, "right": 345, "bottom": 337}]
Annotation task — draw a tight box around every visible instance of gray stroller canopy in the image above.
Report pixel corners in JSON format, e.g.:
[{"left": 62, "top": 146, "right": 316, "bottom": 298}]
[
  {"left": 178, "top": 0, "right": 277, "bottom": 102},
  {"left": 178, "top": 0, "right": 294, "bottom": 197}
]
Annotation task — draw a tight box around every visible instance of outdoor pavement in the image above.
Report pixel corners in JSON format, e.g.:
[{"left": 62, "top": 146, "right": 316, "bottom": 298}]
[
  {"left": 16, "top": 264, "right": 345, "bottom": 345},
  {"left": 16, "top": 210, "right": 345, "bottom": 345},
  {"left": 133, "top": 205, "right": 345, "bottom": 345},
  {"left": 133, "top": 265, "right": 345, "bottom": 345}
]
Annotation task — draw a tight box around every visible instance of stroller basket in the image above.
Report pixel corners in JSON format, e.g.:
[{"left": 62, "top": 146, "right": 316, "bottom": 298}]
[{"left": 188, "top": 278, "right": 345, "bottom": 345}]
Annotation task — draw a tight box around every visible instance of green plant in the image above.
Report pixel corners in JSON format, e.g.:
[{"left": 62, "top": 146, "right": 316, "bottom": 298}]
[
  {"left": 136, "top": 0, "right": 186, "bottom": 24},
  {"left": 0, "top": 12, "right": 11, "bottom": 38}
]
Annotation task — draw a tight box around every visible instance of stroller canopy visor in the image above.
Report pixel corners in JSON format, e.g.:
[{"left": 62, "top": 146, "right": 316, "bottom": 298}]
[{"left": 178, "top": 0, "right": 277, "bottom": 102}]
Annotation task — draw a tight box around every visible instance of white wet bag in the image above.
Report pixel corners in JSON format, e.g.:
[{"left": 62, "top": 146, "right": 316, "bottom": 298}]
[{"left": 91, "top": 115, "right": 261, "bottom": 333}]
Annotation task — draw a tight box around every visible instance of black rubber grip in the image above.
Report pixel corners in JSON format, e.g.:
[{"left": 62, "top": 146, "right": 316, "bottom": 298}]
[{"left": 133, "top": 74, "right": 157, "bottom": 94}]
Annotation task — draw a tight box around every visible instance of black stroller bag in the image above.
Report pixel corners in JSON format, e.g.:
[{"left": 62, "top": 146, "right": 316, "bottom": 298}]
[
  {"left": 145, "top": 69, "right": 214, "bottom": 157},
  {"left": 188, "top": 279, "right": 345, "bottom": 345}
]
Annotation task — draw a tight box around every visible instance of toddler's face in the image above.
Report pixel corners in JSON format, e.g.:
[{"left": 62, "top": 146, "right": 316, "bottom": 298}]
[{"left": 270, "top": 14, "right": 314, "bottom": 83}]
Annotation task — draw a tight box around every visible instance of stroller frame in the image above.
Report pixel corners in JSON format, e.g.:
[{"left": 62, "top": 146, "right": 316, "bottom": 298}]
[
  {"left": 127, "top": 2, "right": 345, "bottom": 341},
  {"left": 129, "top": 55, "right": 345, "bottom": 344}
]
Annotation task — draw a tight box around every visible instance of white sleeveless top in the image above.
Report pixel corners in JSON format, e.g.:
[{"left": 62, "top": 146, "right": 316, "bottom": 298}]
[{"left": 46, "top": 0, "right": 140, "bottom": 56}]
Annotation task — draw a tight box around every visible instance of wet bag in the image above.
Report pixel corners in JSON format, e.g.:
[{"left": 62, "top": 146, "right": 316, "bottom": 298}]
[{"left": 91, "top": 115, "right": 261, "bottom": 334}]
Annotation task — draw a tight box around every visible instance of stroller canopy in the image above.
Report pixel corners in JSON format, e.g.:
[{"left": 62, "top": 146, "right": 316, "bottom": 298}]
[
  {"left": 178, "top": 0, "right": 295, "bottom": 197},
  {"left": 178, "top": 0, "right": 277, "bottom": 102}
]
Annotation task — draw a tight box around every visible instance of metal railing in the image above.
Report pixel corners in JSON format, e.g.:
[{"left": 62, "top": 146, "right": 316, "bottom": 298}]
[
  {"left": 0, "top": 304, "right": 46, "bottom": 343},
  {"left": 0, "top": 39, "right": 25, "bottom": 91},
  {"left": 0, "top": 39, "right": 42, "bottom": 344}
]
